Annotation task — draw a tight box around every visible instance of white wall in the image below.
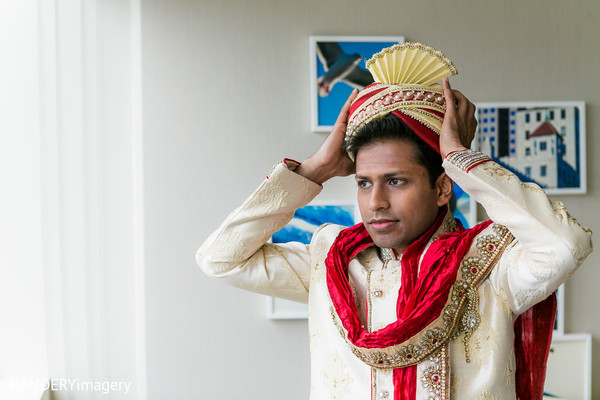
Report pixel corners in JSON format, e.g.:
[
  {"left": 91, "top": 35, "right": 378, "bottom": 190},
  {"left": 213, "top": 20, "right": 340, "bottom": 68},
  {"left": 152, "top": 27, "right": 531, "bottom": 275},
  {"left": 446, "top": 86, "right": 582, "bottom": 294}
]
[{"left": 141, "top": 0, "right": 600, "bottom": 399}]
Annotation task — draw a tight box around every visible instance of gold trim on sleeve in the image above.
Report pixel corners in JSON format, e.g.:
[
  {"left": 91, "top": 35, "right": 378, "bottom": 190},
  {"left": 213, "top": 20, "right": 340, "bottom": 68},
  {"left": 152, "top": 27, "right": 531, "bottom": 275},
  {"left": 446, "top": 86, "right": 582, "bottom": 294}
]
[{"left": 445, "top": 149, "right": 492, "bottom": 172}]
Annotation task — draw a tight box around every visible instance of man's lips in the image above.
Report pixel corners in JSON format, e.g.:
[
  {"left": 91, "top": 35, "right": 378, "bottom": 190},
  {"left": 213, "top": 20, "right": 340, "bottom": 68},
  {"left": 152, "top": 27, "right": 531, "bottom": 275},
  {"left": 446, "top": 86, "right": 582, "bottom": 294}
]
[{"left": 368, "top": 218, "right": 399, "bottom": 231}]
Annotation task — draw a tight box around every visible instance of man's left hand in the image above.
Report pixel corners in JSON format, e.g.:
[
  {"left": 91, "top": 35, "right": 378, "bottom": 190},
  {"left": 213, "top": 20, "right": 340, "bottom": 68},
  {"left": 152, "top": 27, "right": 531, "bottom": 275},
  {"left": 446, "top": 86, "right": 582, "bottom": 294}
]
[{"left": 439, "top": 78, "right": 477, "bottom": 158}]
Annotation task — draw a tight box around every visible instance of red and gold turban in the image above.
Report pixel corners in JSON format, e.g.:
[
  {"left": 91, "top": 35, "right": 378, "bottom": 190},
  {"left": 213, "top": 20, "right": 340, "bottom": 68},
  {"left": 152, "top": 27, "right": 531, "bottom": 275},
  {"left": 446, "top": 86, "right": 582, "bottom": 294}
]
[{"left": 346, "top": 43, "right": 457, "bottom": 157}]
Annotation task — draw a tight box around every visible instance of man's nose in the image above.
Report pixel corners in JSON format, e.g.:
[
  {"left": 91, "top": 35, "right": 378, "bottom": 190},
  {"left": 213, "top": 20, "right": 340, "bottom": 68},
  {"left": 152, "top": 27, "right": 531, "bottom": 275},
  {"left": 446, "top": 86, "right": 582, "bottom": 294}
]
[{"left": 369, "top": 184, "right": 389, "bottom": 211}]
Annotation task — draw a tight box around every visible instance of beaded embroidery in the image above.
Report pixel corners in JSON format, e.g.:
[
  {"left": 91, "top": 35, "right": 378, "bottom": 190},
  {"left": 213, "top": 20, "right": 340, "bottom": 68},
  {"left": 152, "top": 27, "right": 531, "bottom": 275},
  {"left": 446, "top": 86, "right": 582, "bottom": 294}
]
[
  {"left": 378, "top": 248, "right": 396, "bottom": 262},
  {"left": 445, "top": 149, "right": 492, "bottom": 172},
  {"left": 345, "top": 85, "right": 446, "bottom": 140},
  {"left": 420, "top": 345, "right": 450, "bottom": 400}
]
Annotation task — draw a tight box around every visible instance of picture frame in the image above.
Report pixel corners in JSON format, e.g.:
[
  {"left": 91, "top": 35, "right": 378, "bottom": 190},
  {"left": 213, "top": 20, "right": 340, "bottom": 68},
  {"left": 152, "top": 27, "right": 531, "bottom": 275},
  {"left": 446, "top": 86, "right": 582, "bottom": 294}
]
[
  {"left": 544, "top": 333, "right": 592, "bottom": 400},
  {"left": 451, "top": 183, "right": 477, "bottom": 229},
  {"left": 475, "top": 102, "right": 586, "bottom": 194},
  {"left": 270, "top": 200, "right": 360, "bottom": 245},
  {"left": 309, "top": 35, "right": 405, "bottom": 132},
  {"left": 267, "top": 200, "right": 360, "bottom": 319}
]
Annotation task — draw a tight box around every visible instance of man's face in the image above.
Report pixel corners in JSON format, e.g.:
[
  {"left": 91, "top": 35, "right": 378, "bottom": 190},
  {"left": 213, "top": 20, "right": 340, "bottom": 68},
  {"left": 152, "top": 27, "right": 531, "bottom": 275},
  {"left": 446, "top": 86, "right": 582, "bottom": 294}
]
[{"left": 355, "top": 139, "right": 449, "bottom": 254}]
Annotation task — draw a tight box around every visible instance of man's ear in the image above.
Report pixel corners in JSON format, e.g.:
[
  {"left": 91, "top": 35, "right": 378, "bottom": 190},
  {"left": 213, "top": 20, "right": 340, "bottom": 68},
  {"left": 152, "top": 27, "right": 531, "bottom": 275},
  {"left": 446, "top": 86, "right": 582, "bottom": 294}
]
[{"left": 435, "top": 172, "right": 454, "bottom": 207}]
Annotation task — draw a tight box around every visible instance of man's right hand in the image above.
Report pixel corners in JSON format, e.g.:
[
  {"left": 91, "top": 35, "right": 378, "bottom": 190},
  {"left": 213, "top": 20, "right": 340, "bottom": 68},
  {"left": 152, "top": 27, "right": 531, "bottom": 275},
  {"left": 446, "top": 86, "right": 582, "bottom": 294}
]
[{"left": 296, "top": 89, "right": 358, "bottom": 185}]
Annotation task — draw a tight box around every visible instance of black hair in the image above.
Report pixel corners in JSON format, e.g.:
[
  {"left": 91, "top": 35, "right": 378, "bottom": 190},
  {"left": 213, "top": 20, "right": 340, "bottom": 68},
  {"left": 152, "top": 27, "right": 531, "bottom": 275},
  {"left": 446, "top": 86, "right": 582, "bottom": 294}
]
[{"left": 343, "top": 113, "right": 444, "bottom": 188}]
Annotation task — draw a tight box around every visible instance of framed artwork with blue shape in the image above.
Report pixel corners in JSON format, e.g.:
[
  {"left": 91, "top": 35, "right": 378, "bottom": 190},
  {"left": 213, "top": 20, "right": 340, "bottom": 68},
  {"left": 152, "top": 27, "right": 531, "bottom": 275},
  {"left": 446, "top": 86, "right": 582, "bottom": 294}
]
[
  {"left": 267, "top": 200, "right": 359, "bottom": 319},
  {"left": 309, "top": 36, "right": 405, "bottom": 132}
]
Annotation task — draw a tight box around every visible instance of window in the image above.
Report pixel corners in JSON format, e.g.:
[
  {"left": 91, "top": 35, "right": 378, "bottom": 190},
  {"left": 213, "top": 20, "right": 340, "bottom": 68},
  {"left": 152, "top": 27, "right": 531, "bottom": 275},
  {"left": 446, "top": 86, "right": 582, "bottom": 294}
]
[
  {"left": 537, "top": 112, "right": 541, "bottom": 122},
  {"left": 525, "top": 114, "right": 530, "bottom": 123},
  {"left": 540, "top": 141, "right": 547, "bottom": 151},
  {"left": 561, "top": 126, "right": 566, "bottom": 136},
  {"left": 540, "top": 165, "right": 547, "bottom": 177},
  {"left": 525, "top": 167, "right": 531, "bottom": 176},
  {"left": 561, "top": 109, "right": 566, "bottom": 119},
  {"left": 525, "top": 148, "right": 531, "bottom": 156},
  {"left": 549, "top": 110, "right": 555, "bottom": 119}
]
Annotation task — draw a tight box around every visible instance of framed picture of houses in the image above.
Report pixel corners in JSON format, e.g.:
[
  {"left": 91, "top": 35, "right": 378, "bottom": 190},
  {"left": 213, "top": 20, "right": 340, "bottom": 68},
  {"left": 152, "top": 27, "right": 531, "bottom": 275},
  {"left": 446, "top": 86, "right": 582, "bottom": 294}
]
[{"left": 474, "top": 102, "right": 586, "bottom": 194}]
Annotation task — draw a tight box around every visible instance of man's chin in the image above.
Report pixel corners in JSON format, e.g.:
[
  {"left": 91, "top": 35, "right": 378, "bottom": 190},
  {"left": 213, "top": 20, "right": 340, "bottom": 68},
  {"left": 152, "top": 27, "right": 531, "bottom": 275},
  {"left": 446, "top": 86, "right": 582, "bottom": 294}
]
[{"left": 366, "top": 230, "right": 403, "bottom": 251}]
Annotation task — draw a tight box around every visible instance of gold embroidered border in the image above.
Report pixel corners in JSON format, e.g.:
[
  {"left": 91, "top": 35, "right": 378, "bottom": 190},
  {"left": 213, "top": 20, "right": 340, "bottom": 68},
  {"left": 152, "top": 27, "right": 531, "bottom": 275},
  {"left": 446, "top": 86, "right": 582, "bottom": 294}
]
[
  {"left": 419, "top": 344, "right": 450, "bottom": 400},
  {"left": 329, "top": 224, "right": 514, "bottom": 369},
  {"left": 366, "top": 270, "right": 373, "bottom": 332},
  {"left": 394, "top": 108, "right": 445, "bottom": 139},
  {"left": 446, "top": 149, "right": 492, "bottom": 172},
  {"left": 371, "top": 367, "right": 378, "bottom": 400},
  {"left": 346, "top": 85, "right": 446, "bottom": 141}
]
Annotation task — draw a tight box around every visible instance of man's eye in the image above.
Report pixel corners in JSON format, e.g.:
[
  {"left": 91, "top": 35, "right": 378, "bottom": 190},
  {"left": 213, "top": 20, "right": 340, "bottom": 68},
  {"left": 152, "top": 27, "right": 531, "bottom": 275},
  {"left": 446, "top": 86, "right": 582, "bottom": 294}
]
[
  {"left": 357, "top": 181, "right": 371, "bottom": 188},
  {"left": 389, "top": 178, "right": 404, "bottom": 185}
]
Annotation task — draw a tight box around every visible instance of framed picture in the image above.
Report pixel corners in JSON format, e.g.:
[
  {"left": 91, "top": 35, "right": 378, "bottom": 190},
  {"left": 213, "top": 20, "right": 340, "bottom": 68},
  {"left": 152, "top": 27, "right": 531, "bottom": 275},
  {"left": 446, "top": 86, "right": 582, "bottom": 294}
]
[
  {"left": 475, "top": 102, "right": 586, "bottom": 194},
  {"left": 270, "top": 201, "right": 359, "bottom": 245},
  {"left": 267, "top": 200, "right": 360, "bottom": 319},
  {"left": 451, "top": 183, "right": 477, "bottom": 229},
  {"left": 309, "top": 35, "right": 405, "bottom": 132},
  {"left": 545, "top": 333, "right": 592, "bottom": 400}
]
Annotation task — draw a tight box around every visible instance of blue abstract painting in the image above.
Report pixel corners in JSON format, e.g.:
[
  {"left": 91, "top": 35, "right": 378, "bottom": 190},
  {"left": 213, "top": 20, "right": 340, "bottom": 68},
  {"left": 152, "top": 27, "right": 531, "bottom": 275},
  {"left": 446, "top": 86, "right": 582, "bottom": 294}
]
[{"left": 272, "top": 204, "right": 356, "bottom": 244}]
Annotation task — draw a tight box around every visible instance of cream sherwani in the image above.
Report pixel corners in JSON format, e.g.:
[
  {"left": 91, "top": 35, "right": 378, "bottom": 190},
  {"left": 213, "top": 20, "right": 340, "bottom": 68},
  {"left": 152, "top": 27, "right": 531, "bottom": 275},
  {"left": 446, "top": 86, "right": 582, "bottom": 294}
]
[{"left": 197, "top": 152, "right": 592, "bottom": 400}]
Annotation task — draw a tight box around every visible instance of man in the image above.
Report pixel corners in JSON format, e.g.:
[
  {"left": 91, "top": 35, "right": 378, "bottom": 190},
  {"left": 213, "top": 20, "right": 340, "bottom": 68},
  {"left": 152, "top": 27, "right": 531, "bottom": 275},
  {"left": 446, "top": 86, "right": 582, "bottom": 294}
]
[{"left": 197, "top": 43, "right": 592, "bottom": 399}]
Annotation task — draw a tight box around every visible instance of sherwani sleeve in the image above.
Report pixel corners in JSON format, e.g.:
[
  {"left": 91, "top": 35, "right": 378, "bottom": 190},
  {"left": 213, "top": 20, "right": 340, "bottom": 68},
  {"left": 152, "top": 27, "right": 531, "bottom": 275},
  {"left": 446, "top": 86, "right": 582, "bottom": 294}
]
[
  {"left": 443, "top": 150, "right": 593, "bottom": 315},
  {"left": 196, "top": 162, "right": 323, "bottom": 303}
]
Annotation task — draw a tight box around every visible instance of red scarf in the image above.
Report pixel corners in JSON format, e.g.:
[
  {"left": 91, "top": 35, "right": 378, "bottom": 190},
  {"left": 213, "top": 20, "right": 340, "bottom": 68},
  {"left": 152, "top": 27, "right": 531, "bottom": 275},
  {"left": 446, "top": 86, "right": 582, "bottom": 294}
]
[{"left": 325, "top": 213, "right": 555, "bottom": 399}]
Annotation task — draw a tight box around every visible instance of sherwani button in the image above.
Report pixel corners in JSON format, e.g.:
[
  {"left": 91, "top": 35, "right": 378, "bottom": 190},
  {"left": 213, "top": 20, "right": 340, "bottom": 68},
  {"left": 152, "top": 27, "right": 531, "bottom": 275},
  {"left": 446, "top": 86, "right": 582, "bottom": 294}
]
[{"left": 373, "top": 290, "right": 383, "bottom": 297}]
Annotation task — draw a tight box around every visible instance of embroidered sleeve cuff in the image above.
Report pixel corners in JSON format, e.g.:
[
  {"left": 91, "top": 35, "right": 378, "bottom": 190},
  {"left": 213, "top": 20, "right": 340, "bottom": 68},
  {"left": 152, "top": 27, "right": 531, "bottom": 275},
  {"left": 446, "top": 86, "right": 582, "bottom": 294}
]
[
  {"left": 445, "top": 149, "right": 492, "bottom": 172},
  {"left": 267, "top": 158, "right": 301, "bottom": 179}
]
